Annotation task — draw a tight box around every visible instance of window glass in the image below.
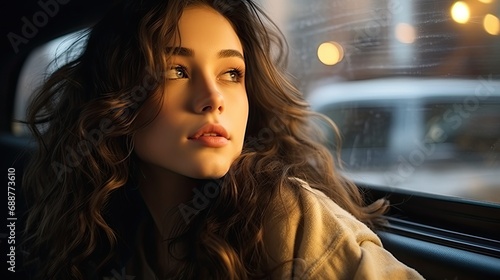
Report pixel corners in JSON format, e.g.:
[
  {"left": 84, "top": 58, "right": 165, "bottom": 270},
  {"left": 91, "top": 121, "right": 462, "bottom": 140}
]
[
  {"left": 258, "top": 0, "right": 500, "bottom": 204},
  {"left": 324, "top": 105, "right": 393, "bottom": 149},
  {"left": 13, "top": 31, "right": 87, "bottom": 136},
  {"left": 321, "top": 105, "right": 394, "bottom": 168}
]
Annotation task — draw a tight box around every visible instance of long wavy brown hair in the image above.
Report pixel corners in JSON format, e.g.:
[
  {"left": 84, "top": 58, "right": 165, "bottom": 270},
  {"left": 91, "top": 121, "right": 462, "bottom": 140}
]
[{"left": 23, "top": 0, "right": 388, "bottom": 279}]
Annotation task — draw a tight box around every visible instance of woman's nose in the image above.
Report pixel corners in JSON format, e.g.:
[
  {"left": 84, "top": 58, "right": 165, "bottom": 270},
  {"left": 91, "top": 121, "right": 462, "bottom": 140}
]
[{"left": 193, "top": 74, "right": 224, "bottom": 114}]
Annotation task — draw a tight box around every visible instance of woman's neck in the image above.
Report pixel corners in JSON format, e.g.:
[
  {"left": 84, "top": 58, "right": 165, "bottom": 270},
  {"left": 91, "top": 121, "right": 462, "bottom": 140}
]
[{"left": 137, "top": 162, "right": 199, "bottom": 236}]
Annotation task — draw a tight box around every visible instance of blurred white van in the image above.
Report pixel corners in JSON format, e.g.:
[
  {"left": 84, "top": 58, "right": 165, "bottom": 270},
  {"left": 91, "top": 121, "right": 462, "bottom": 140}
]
[{"left": 307, "top": 77, "right": 500, "bottom": 201}]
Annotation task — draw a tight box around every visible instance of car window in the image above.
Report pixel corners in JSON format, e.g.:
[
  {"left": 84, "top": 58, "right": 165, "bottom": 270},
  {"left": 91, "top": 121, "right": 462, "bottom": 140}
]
[
  {"left": 324, "top": 105, "right": 393, "bottom": 149},
  {"left": 424, "top": 100, "right": 500, "bottom": 152},
  {"left": 258, "top": 0, "right": 500, "bottom": 204},
  {"left": 13, "top": 31, "right": 87, "bottom": 136}
]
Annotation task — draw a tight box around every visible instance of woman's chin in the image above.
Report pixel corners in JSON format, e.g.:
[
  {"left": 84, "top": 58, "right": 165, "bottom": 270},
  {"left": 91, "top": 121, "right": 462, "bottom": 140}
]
[{"left": 186, "top": 166, "right": 229, "bottom": 180}]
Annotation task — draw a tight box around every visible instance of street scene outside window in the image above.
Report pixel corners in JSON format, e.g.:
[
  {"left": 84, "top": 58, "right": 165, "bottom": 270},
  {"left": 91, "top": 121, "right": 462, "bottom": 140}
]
[
  {"left": 14, "top": 0, "right": 500, "bottom": 204},
  {"left": 258, "top": 0, "right": 500, "bottom": 204}
]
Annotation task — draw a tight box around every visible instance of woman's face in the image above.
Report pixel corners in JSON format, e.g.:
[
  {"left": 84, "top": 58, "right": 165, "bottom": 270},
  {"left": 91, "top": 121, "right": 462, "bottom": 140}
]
[{"left": 133, "top": 5, "right": 249, "bottom": 179}]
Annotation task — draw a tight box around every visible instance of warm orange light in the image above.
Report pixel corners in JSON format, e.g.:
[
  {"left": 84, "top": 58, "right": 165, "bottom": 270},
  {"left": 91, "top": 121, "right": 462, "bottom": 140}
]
[
  {"left": 317, "top": 41, "right": 344, "bottom": 66},
  {"left": 483, "top": 14, "right": 500, "bottom": 35},
  {"left": 395, "top": 23, "right": 416, "bottom": 44},
  {"left": 478, "top": 0, "right": 493, "bottom": 4},
  {"left": 451, "top": 1, "right": 470, "bottom": 24}
]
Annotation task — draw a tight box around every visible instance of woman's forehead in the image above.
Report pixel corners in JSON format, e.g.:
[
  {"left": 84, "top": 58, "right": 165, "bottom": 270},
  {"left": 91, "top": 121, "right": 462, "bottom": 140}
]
[{"left": 168, "top": 5, "right": 243, "bottom": 54}]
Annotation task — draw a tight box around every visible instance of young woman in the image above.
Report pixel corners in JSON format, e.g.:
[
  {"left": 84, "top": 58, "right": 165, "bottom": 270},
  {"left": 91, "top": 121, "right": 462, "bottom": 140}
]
[{"left": 22, "top": 0, "right": 424, "bottom": 279}]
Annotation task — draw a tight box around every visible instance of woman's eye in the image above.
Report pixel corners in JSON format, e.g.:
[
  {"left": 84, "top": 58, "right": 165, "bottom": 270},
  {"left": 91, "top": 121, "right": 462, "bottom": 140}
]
[
  {"left": 166, "top": 66, "right": 188, "bottom": 80},
  {"left": 220, "top": 69, "right": 244, "bottom": 83}
]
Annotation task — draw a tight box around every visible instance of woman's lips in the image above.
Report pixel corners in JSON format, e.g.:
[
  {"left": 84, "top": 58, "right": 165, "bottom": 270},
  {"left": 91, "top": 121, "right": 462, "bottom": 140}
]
[
  {"left": 189, "top": 135, "right": 229, "bottom": 148},
  {"left": 188, "top": 123, "right": 229, "bottom": 148}
]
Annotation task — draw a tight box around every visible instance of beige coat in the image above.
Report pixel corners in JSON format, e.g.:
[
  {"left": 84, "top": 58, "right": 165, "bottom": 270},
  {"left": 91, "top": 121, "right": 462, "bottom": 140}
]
[
  {"left": 262, "top": 178, "right": 424, "bottom": 279},
  {"left": 129, "top": 178, "right": 425, "bottom": 279}
]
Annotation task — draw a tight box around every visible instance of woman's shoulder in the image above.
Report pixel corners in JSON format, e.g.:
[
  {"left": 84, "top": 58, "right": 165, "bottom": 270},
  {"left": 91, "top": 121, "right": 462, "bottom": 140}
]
[
  {"left": 266, "top": 177, "right": 375, "bottom": 236},
  {"left": 262, "top": 177, "right": 424, "bottom": 280},
  {"left": 263, "top": 176, "right": 379, "bottom": 247}
]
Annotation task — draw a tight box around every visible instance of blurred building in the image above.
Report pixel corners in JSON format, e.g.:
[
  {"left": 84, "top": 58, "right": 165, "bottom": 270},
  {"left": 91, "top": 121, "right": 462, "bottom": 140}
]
[{"left": 258, "top": 0, "right": 500, "bottom": 93}]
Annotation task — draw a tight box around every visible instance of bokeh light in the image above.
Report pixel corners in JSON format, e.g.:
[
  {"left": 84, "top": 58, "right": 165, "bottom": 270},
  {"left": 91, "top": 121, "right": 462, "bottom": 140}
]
[
  {"left": 395, "top": 23, "right": 416, "bottom": 44},
  {"left": 317, "top": 41, "right": 344, "bottom": 66},
  {"left": 451, "top": 1, "right": 471, "bottom": 24},
  {"left": 483, "top": 14, "right": 500, "bottom": 35}
]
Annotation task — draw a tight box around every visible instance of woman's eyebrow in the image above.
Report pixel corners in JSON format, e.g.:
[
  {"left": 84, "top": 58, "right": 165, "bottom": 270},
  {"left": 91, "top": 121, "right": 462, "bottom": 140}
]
[
  {"left": 218, "top": 49, "right": 244, "bottom": 60},
  {"left": 166, "top": 47, "right": 244, "bottom": 60},
  {"left": 166, "top": 47, "right": 194, "bottom": 56}
]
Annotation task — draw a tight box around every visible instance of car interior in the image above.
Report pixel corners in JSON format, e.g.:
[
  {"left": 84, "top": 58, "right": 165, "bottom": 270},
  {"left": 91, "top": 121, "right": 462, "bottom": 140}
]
[{"left": 1, "top": 0, "right": 499, "bottom": 279}]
